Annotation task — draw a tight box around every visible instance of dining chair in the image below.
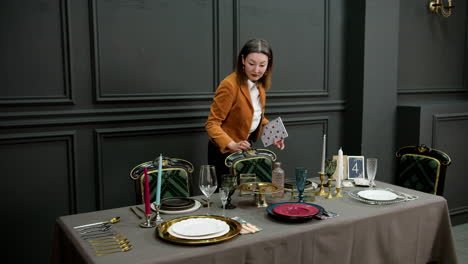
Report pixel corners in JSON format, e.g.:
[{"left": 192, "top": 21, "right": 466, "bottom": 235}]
[
  {"left": 225, "top": 148, "right": 277, "bottom": 183},
  {"left": 395, "top": 144, "right": 451, "bottom": 196},
  {"left": 129, "top": 156, "right": 194, "bottom": 203}
]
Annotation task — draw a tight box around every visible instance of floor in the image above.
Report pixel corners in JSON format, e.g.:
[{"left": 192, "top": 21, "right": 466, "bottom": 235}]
[{"left": 454, "top": 223, "right": 468, "bottom": 263}]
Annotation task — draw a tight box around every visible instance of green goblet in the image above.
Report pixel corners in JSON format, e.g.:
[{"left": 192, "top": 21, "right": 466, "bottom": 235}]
[{"left": 221, "top": 174, "right": 238, "bottom": 209}]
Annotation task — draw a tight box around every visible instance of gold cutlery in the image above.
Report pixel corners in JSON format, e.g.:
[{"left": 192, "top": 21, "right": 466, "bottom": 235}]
[
  {"left": 95, "top": 245, "right": 132, "bottom": 256},
  {"left": 94, "top": 243, "right": 131, "bottom": 252},
  {"left": 74, "top": 217, "right": 121, "bottom": 229},
  {"left": 91, "top": 239, "right": 129, "bottom": 247},
  {"left": 87, "top": 234, "right": 126, "bottom": 242}
]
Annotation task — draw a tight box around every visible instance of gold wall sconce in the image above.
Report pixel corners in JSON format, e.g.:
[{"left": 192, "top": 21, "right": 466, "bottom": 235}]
[{"left": 429, "top": 0, "right": 454, "bottom": 18}]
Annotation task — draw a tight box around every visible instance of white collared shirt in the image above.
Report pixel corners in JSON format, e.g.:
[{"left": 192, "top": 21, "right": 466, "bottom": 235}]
[{"left": 248, "top": 80, "right": 262, "bottom": 133}]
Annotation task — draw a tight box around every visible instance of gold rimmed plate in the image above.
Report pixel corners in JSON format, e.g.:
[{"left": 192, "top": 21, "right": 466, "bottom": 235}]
[{"left": 156, "top": 215, "right": 242, "bottom": 245}]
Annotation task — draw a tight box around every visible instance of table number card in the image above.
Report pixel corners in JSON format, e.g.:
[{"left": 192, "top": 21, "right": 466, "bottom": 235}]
[
  {"left": 347, "top": 156, "right": 365, "bottom": 179},
  {"left": 261, "top": 117, "right": 288, "bottom": 147}
]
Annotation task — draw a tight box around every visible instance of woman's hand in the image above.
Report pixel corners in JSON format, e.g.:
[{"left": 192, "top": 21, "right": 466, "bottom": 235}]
[
  {"left": 227, "top": 140, "right": 251, "bottom": 152},
  {"left": 274, "top": 138, "right": 285, "bottom": 150}
]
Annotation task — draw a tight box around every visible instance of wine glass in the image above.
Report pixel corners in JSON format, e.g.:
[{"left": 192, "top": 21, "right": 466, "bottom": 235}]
[
  {"left": 221, "top": 174, "right": 238, "bottom": 209},
  {"left": 219, "top": 187, "right": 229, "bottom": 217},
  {"left": 199, "top": 165, "right": 217, "bottom": 215},
  {"left": 366, "top": 158, "right": 378, "bottom": 188},
  {"left": 295, "top": 167, "right": 307, "bottom": 203}
]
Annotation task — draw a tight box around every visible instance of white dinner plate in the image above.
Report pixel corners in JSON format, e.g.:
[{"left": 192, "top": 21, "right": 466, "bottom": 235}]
[
  {"left": 152, "top": 200, "right": 201, "bottom": 215},
  {"left": 168, "top": 220, "right": 230, "bottom": 240},
  {"left": 170, "top": 218, "right": 229, "bottom": 237},
  {"left": 357, "top": 189, "right": 398, "bottom": 201}
]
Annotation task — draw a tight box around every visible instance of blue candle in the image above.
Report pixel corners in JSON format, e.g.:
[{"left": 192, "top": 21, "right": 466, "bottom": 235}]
[{"left": 155, "top": 154, "right": 163, "bottom": 205}]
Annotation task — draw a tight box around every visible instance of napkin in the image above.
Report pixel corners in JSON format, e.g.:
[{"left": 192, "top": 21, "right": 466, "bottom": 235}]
[
  {"left": 231, "top": 217, "right": 262, "bottom": 234},
  {"left": 314, "top": 210, "right": 338, "bottom": 220},
  {"left": 261, "top": 117, "right": 288, "bottom": 147}
]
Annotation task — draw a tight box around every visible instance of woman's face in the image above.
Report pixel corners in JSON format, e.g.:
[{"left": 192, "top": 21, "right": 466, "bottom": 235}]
[{"left": 242, "top": 52, "right": 269, "bottom": 82}]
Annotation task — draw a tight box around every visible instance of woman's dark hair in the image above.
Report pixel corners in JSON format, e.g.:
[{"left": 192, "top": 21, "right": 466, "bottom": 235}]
[{"left": 235, "top": 39, "right": 273, "bottom": 90}]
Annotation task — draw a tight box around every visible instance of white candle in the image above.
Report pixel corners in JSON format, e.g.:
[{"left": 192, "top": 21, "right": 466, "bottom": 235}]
[
  {"left": 337, "top": 147, "right": 343, "bottom": 188},
  {"left": 155, "top": 154, "right": 163, "bottom": 206},
  {"left": 320, "top": 134, "right": 326, "bottom": 172}
]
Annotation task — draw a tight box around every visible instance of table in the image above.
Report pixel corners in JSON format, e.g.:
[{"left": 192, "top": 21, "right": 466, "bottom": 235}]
[{"left": 52, "top": 181, "right": 458, "bottom": 264}]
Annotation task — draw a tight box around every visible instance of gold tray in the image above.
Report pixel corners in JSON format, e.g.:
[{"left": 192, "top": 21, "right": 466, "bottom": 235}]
[
  {"left": 156, "top": 215, "right": 242, "bottom": 245},
  {"left": 238, "top": 182, "right": 280, "bottom": 194}
]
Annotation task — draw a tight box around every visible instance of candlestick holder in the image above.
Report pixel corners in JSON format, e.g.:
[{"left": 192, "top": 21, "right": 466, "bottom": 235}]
[
  {"left": 139, "top": 214, "right": 155, "bottom": 228},
  {"left": 315, "top": 172, "right": 327, "bottom": 196},
  {"left": 334, "top": 187, "right": 343, "bottom": 198},
  {"left": 152, "top": 204, "right": 164, "bottom": 225},
  {"left": 326, "top": 178, "right": 334, "bottom": 199}
]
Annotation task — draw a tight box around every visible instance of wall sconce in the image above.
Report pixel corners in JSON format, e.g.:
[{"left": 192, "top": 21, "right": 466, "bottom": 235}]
[{"left": 429, "top": 0, "right": 454, "bottom": 18}]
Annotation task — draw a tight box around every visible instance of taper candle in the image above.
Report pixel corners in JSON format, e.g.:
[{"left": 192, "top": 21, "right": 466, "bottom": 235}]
[
  {"left": 337, "top": 147, "right": 343, "bottom": 188},
  {"left": 143, "top": 167, "right": 151, "bottom": 215},
  {"left": 320, "top": 134, "right": 326, "bottom": 172},
  {"left": 155, "top": 154, "right": 163, "bottom": 206}
]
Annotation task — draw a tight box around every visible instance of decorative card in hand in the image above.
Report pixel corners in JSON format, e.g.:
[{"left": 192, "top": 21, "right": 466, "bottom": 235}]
[{"left": 261, "top": 117, "right": 288, "bottom": 147}]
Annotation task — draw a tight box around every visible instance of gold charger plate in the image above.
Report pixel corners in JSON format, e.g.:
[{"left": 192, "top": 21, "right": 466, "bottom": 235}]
[
  {"left": 156, "top": 215, "right": 242, "bottom": 245},
  {"left": 238, "top": 182, "right": 280, "bottom": 194}
]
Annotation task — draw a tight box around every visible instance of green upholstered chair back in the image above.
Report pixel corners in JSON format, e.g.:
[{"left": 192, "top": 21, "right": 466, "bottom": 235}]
[
  {"left": 225, "top": 149, "right": 277, "bottom": 182},
  {"left": 130, "top": 157, "right": 194, "bottom": 203},
  {"left": 396, "top": 144, "right": 451, "bottom": 196}
]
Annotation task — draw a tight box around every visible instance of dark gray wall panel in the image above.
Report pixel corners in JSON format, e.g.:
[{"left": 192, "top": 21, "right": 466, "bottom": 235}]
[
  {"left": 433, "top": 114, "right": 468, "bottom": 214},
  {"left": 398, "top": 0, "right": 466, "bottom": 93},
  {"left": 0, "top": 0, "right": 71, "bottom": 104},
  {"left": 238, "top": 0, "right": 327, "bottom": 95},
  {"left": 95, "top": 125, "right": 208, "bottom": 209},
  {"left": 91, "top": 0, "right": 216, "bottom": 101},
  {"left": 0, "top": 131, "right": 76, "bottom": 263}
]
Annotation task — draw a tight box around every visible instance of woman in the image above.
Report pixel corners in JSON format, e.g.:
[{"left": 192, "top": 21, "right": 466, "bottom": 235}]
[{"left": 205, "top": 39, "right": 285, "bottom": 184}]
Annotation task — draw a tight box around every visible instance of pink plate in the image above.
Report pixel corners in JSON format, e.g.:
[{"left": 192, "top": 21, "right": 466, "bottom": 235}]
[{"left": 273, "top": 203, "right": 320, "bottom": 217}]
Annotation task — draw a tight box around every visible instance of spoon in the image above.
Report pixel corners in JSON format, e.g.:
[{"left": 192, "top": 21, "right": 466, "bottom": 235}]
[
  {"left": 91, "top": 239, "right": 129, "bottom": 247},
  {"left": 87, "top": 234, "right": 126, "bottom": 242},
  {"left": 95, "top": 245, "right": 132, "bottom": 256},
  {"left": 94, "top": 243, "right": 131, "bottom": 252},
  {"left": 74, "top": 217, "right": 121, "bottom": 229}
]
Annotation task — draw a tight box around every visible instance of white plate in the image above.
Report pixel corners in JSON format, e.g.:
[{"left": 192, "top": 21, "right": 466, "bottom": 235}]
[
  {"left": 168, "top": 220, "right": 230, "bottom": 240},
  {"left": 357, "top": 189, "right": 398, "bottom": 201},
  {"left": 152, "top": 200, "right": 201, "bottom": 215},
  {"left": 170, "top": 218, "right": 229, "bottom": 237}
]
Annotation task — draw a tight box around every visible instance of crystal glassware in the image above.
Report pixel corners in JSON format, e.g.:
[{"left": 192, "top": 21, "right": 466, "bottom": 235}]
[
  {"left": 295, "top": 167, "right": 307, "bottom": 202},
  {"left": 366, "top": 158, "right": 378, "bottom": 188},
  {"left": 199, "top": 165, "right": 217, "bottom": 215},
  {"left": 219, "top": 187, "right": 229, "bottom": 217},
  {"left": 221, "top": 174, "right": 238, "bottom": 209}
]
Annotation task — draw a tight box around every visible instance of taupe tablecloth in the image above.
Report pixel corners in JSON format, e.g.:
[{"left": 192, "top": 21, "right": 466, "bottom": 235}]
[{"left": 52, "top": 182, "right": 458, "bottom": 264}]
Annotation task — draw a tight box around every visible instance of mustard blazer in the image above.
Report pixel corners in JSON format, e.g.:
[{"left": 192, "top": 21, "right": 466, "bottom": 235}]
[{"left": 205, "top": 72, "right": 269, "bottom": 153}]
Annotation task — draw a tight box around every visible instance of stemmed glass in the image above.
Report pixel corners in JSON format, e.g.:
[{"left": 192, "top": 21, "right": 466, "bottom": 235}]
[
  {"left": 219, "top": 187, "right": 229, "bottom": 217},
  {"left": 295, "top": 167, "right": 307, "bottom": 203},
  {"left": 221, "top": 174, "right": 238, "bottom": 209},
  {"left": 199, "top": 165, "right": 217, "bottom": 215},
  {"left": 366, "top": 158, "right": 378, "bottom": 188}
]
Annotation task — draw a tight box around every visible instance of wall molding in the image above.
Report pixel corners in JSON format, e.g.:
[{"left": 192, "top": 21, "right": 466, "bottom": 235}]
[
  {"left": 398, "top": 87, "right": 467, "bottom": 94},
  {"left": 234, "top": 0, "right": 330, "bottom": 97},
  {"left": 94, "top": 124, "right": 205, "bottom": 209},
  {"left": 0, "top": 131, "right": 77, "bottom": 213},
  {"left": 432, "top": 112, "right": 468, "bottom": 147},
  {"left": 450, "top": 206, "right": 468, "bottom": 216},
  {"left": 0, "top": 0, "right": 73, "bottom": 105},
  {"left": 90, "top": 0, "right": 219, "bottom": 102},
  {"left": 0, "top": 100, "right": 345, "bottom": 128}
]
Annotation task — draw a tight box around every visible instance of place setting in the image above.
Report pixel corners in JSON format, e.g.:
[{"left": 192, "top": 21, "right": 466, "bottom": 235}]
[{"left": 156, "top": 165, "right": 242, "bottom": 245}]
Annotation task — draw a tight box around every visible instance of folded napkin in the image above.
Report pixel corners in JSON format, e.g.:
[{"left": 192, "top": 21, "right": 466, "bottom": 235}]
[
  {"left": 353, "top": 178, "right": 370, "bottom": 186},
  {"left": 231, "top": 217, "right": 262, "bottom": 234},
  {"left": 314, "top": 210, "right": 338, "bottom": 220}
]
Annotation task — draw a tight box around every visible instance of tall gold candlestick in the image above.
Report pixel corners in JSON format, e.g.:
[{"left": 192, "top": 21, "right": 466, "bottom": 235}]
[
  {"left": 315, "top": 172, "right": 327, "bottom": 196},
  {"left": 326, "top": 178, "right": 333, "bottom": 199}
]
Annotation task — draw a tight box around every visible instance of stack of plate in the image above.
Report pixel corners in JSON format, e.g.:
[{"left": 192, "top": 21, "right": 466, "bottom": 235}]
[
  {"left": 151, "top": 197, "right": 201, "bottom": 214},
  {"left": 267, "top": 202, "right": 324, "bottom": 222},
  {"left": 157, "top": 215, "right": 242, "bottom": 245}
]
